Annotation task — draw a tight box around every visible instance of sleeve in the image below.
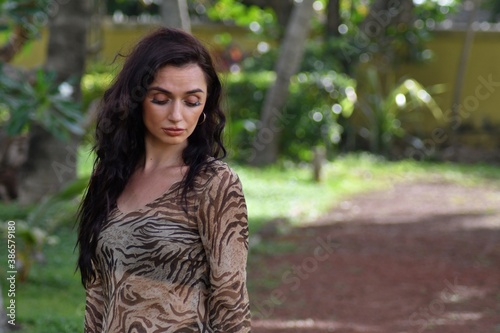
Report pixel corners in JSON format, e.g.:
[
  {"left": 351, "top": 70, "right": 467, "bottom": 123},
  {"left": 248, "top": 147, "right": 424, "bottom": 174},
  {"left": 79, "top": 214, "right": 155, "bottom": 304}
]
[
  {"left": 84, "top": 273, "right": 105, "bottom": 333},
  {"left": 198, "top": 166, "right": 251, "bottom": 333}
]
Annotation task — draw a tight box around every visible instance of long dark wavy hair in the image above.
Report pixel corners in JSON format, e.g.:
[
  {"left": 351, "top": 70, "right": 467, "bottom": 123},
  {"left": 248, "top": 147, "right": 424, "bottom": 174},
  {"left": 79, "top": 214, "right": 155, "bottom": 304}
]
[{"left": 77, "top": 27, "right": 226, "bottom": 287}]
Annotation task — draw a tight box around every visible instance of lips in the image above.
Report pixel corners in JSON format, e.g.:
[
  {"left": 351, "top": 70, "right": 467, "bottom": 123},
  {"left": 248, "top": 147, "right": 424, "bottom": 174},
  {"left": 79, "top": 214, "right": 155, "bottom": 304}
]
[{"left": 162, "top": 127, "right": 185, "bottom": 137}]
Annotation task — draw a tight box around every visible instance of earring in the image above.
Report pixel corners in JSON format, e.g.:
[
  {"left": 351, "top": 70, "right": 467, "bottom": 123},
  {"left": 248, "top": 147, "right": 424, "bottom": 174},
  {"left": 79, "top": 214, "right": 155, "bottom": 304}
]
[{"left": 198, "top": 112, "right": 206, "bottom": 125}]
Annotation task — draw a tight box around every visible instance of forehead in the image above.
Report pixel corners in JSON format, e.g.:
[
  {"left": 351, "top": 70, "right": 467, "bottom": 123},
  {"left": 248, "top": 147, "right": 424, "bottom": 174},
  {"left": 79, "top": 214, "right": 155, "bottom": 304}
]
[{"left": 152, "top": 64, "right": 207, "bottom": 88}]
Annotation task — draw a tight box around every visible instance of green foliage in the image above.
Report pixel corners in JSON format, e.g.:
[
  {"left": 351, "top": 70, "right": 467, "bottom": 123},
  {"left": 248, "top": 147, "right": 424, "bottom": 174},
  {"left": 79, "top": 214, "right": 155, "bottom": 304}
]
[
  {"left": 226, "top": 0, "right": 457, "bottom": 160},
  {"left": 1, "top": 1, "right": 39, "bottom": 18},
  {"left": 225, "top": 70, "right": 355, "bottom": 162},
  {"left": 328, "top": 0, "right": 458, "bottom": 69},
  {"left": 239, "top": 45, "right": 277, "bottom": 72},
  {"left": 241, "top": 36, "right": 348, "bottom": 74},
  {"left": 0, "top": 1, "right": 84, "bottom": 142},
  {"left": 207, "top": 0, "right": 275, "bottom": 28},
  {"left": 330, "top": 25, "right": 431, "bottom": 69},
  {"left": 205, "top": 0, "right": 281, "bottom": 40},
  {"left": 103, "top": 0, "right": 279, "bottom": 34},
  {"left": 27, "top": 316, "right": 83, "bottom": 333},
  {"left": 0, "top": 177, "right": 87, "bottom": 283},
  {"left": 1, "top": 220, "right": 58, "bottom": 282},
  {"left": 483, "top": 0, "right": 500, "bottom": 21},
  {"left": 234, "top": 158, "right": 380, "bottom": 229},
  {"left": 299, "top": 38, "right": 346, "bottom": 73},
  {"left": 81, "top": 66, "right": 116, "bottom": 109},
  {"left": 413, "top": 0, "right": 458, "bottom": 23},
  {"left": 0, "top": 64, "right": 84, "bottom": 140},
  {"left": 0, "top": 202, "right": 32, "bottom": 220},
  {"left": 288, "top": 71, "right": 355, "bottom": 157},
  {"left": 1, "top": 0, "right": 49, "bottom": 19},
  {"left": 0, "top": 0, "right": 51, "bottom": 38},
  {"left": 356, "top": 65, "right": 445, "bottom": 155},
  {"left": 0, "top": 227, "right": 85, "bottom": 333},
  {"left": 27, "top": 176, "right": 88, "bottom": 230}
]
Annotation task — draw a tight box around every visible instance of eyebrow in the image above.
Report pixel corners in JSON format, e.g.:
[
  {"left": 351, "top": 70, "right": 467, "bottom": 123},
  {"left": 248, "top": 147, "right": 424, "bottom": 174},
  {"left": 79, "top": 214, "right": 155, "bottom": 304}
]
[{"left": 148, "top": 86, "right": 205, "bottom": 95}]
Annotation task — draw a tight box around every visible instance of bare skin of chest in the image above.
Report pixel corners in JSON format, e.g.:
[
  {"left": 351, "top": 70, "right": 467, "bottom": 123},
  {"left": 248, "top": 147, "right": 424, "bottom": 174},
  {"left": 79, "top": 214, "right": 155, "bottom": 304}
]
[{"left": 117, "top": 165, "right": 186, "bottom": 213}]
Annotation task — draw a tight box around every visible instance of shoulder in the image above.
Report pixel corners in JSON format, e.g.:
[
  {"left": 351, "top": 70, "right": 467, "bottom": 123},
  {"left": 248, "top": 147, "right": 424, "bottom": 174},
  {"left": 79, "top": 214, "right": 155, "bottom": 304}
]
[
  {"left": 197, "top": 159, "right": 244, "bottom": 195},
  {"left": 195, "top": 160, "right": 247, "bottom": 220},
  {"left": 204, "top": 159, "right": 241, "bottom": 186}
]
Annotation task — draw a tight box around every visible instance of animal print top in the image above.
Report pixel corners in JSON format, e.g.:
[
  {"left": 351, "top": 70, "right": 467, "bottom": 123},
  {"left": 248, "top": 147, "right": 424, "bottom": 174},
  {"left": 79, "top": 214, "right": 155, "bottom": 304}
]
[{"left": 84, "top": 161, "right": 251, "bottom": 332}]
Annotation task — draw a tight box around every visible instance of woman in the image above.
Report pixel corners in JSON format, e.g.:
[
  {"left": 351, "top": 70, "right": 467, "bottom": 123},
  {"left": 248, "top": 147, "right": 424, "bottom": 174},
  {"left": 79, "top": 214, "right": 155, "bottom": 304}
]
[{"left": 77, "top": 27, "right": 251, "bottom": 333}]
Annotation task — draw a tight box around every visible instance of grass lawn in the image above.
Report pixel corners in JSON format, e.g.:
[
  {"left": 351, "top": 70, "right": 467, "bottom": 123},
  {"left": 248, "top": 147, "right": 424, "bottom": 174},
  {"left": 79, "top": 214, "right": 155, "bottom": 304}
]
[
  {"left": 0, "top": 226, "right": 84, "bottom": 333},
  {"left": 1, "top": 153, "right": 500, "bottom": 332},
  {"left": 236, "top": 154, "right": 500, "bottom": 230}
]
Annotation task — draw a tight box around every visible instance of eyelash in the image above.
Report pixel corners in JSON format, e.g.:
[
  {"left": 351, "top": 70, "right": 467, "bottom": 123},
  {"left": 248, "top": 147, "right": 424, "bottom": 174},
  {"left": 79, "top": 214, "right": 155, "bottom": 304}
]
[{"left": 151, "top": 99, "right": 201, "bottom": 107}]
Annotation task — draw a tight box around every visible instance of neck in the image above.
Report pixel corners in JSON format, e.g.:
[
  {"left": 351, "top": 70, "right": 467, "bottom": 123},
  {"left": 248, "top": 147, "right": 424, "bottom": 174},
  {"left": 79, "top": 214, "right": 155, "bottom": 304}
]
[{"left": 141, "top": 138, "right": 187, "bottom": 172}]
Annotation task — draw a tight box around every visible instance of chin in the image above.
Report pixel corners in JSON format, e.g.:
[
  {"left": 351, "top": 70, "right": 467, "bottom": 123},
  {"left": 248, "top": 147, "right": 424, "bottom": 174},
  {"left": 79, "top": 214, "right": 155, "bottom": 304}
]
[{"left": 162, "top": 137, "right": 189, "bottom": 147}]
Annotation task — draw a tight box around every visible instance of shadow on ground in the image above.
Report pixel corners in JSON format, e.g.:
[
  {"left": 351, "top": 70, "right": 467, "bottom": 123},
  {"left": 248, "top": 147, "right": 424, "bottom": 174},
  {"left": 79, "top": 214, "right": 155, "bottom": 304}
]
[{"left": 248, "top": 182, "right": 500, "bottom": 333}]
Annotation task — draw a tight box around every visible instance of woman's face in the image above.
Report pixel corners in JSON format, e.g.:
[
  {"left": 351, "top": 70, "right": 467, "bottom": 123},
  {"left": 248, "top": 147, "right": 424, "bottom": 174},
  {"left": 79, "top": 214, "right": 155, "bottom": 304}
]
[{"left": 142, "top": 64, "right": 207, "bottom": 151}]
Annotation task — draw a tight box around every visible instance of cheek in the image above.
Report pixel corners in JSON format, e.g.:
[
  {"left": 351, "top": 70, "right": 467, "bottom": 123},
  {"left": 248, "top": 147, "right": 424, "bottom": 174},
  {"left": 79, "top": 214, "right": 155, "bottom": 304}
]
[
  {"left": 185, "top": 111, "right": 203, "bottom": 133},
  {"left": 142, "top": 103, "right": 161, "bottom": 123}
]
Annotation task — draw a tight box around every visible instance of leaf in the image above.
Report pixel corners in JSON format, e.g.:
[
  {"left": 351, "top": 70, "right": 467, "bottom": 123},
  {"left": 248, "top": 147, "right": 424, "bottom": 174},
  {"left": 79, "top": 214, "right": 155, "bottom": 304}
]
[
  {"left": 340, "top": 97, "right": 354, "bottom": 117},
  {"left": 5, "top": 104, "right": 31, "bottom": 135},
  {"left": 1, "top": 65, "right": 84, "bottom": 140},
  {"left": 27, "top": 176, "right": 89, "bottom": 229},
  {"left": 52, "top": 177, "right": 89, "bottom": 201},
  {"left": 57, "top": 118, "right": 85, "bottom": 136}
]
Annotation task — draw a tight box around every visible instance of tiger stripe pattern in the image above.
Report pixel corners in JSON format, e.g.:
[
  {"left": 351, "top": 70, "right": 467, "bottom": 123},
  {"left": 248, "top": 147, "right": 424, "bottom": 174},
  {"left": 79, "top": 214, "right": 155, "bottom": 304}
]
[{"left": 84, "top": 161, "right": 251, "bottom": 333}]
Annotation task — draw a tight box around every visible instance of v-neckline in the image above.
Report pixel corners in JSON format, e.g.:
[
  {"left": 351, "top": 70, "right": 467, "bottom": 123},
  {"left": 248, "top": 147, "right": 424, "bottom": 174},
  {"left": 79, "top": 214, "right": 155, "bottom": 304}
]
[{"left": 115, "top": 179, "right": 183, "bottom": 216}]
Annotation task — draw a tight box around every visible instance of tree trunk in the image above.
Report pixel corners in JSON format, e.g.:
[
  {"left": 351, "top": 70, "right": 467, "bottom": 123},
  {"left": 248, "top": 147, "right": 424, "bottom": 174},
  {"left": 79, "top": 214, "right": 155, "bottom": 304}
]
[
  {"left": 160, "top": 0, "right": 191, "bottom": 32},
  {"left": 450, "top": 0, "right": 479, "bottom": 155},
  {"left": 18, "top": 0, "right": 89, "bottom": 204},
  {"left": 45, "top": 0, "right": 89, "bottom": 95},
  {"left": 326, "top": 0, "right": 341, "bottom": 38},
  {"left": 326, "top": 0, "right": 352, "bottom": 74},
  {"left": 250, "top": 0, "right": 315, "bottom": 165},
  {"left": 360, "top": 0, "right": 413, "bottom": 40}
]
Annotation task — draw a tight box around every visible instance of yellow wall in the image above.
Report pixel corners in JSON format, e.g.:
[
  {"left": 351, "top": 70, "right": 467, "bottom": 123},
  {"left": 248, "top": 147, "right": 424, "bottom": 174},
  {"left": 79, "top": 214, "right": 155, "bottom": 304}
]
[
  {"left": 7, "top": 30, "right": 49, "bottom": 67},
  {"left": 399, "top": 30, "right": 500, "bottom": 150},
  {"left": 10, "top": 21, "right": 255, "bottom": 69}
]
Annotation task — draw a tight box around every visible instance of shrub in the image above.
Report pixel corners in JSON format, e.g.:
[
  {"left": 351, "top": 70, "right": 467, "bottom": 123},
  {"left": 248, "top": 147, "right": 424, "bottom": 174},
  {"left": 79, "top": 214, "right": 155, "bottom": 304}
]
[{"left": 224, "top": 70, "right": 355, "bottom": 162}]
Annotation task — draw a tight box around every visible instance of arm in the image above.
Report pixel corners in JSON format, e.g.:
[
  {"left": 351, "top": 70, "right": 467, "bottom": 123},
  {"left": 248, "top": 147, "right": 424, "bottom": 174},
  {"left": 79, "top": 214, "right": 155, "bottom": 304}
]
[
  {"left": 84, "top": 273, "right": 105, "bottom": 333},
  {"left": 198, "top": 166, "right": 251, "bottom": 332}
]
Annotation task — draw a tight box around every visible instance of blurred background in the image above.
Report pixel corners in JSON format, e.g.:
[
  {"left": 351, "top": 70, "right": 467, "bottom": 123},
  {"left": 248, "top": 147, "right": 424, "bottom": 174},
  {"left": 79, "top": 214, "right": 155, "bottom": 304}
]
[{"left": 0, "top": 0, "right": 499, "bottom": 332}]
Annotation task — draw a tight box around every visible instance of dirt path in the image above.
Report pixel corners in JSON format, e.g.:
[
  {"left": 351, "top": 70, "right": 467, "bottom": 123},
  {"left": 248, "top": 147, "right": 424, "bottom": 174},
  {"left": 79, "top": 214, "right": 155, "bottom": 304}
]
[{"left": 248, "top": 181, "right": 500, "bottom": 333}]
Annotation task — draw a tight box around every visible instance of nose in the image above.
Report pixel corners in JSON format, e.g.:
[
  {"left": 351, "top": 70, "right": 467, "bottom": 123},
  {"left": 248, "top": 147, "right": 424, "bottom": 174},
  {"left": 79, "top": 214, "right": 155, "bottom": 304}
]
[{"left": 168, "top": 100, "right": 183, "bottom": 123}]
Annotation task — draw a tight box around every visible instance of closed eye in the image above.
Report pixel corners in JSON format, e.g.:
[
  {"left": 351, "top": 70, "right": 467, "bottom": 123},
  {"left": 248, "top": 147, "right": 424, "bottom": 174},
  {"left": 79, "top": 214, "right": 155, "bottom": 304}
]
[
  {"left": 152, "top": 99, "right": 201, "bottom": 107},
  {"left": 151, "top": 98, "right": 169, "bottom": 105},
  {"left": 186, "top": 101, "right": 201, "bottom": 107}
]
